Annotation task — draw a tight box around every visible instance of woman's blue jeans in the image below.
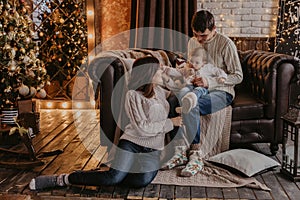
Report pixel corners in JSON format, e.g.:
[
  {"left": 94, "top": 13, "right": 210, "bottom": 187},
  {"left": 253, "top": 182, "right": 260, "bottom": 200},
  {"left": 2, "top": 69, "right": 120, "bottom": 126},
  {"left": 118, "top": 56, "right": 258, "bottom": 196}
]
[{"left": 68, "top": 139, "right": 160, "bottom": 188}]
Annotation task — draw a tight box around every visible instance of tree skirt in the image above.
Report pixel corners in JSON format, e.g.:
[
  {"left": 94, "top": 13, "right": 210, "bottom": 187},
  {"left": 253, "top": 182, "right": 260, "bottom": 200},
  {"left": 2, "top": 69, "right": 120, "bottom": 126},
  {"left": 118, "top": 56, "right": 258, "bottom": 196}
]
[{"left": 151, "top": 161, "right": 270, "bottom": 191}]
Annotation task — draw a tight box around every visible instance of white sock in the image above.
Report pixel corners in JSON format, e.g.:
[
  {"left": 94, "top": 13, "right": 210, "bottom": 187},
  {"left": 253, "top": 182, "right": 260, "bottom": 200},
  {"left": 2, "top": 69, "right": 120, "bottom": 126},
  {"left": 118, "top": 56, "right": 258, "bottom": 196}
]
[
  {"left": 29, "top": 178, "right": 36, "bottom": 190},
  {"left": 181, "top": 92, "right": 197, "bottom": 113}
]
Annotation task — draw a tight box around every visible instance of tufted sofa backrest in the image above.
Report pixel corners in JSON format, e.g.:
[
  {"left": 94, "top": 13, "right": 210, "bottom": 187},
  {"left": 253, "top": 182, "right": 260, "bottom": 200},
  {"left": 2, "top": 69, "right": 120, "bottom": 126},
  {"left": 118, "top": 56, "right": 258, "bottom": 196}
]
[{"left": 238, "top": 50, "right": 299, "bottom": 118}]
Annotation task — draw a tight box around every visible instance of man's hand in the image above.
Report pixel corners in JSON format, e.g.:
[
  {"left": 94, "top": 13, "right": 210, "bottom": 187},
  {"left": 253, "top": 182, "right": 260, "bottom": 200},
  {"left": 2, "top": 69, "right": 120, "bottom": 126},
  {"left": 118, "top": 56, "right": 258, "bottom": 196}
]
[
  {"left": 217, "top": 77, "right": 226, "bottom": 84},
  {"left": 192, "top": 77, "right": 208, "bottom": 88}
]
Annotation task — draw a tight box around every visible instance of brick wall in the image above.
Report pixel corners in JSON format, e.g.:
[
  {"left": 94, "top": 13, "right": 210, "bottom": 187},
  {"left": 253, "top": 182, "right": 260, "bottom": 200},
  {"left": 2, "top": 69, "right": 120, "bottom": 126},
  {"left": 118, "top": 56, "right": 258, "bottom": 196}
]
[{"left": 197, "top": 0, "right": 279, "bottom": 37}]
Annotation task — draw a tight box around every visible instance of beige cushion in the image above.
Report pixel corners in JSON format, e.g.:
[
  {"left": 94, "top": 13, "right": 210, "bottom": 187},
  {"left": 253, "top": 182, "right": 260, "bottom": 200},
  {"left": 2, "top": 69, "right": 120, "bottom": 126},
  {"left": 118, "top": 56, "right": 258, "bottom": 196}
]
[{"left": 207, "top": 149, "right": 280, "bottom": 177}]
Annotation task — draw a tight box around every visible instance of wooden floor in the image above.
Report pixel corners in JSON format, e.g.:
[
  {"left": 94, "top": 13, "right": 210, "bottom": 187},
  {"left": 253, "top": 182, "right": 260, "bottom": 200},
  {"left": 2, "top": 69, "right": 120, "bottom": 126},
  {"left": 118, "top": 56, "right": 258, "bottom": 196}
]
[{"left": 0, "top": 109, "right": 300, "bottom": 200}]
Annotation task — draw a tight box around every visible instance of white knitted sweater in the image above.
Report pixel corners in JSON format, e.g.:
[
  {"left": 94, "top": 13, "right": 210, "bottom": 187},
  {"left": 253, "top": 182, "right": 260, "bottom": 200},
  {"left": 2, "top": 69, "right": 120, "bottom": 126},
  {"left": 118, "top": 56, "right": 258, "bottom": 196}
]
[{"left": 120, "top": 86, "right": 173, "bottom": 150}]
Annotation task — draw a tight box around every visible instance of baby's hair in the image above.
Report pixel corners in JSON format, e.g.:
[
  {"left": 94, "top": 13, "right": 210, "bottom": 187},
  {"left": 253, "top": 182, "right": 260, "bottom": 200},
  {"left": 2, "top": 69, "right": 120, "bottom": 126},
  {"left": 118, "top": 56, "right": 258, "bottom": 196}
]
[
  {"left": 191, "top": 47, "right": 206, "bottom": 57},
  {"left": 190, "top": 47, "right": 209, "bottom": 64}
]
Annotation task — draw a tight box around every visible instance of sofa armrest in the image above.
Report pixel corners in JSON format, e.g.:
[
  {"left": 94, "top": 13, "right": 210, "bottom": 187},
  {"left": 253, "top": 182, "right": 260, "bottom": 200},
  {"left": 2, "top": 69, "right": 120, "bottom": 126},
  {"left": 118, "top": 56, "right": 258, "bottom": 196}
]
[
  {"left": 243, "top": 51, "right": 297, "bottom": 116},
  {"left": 87, "top": 56, "right": 126, "bottom": 146},
  {"left": 240, "top": 50, "right": 299, "bottom": 143}
]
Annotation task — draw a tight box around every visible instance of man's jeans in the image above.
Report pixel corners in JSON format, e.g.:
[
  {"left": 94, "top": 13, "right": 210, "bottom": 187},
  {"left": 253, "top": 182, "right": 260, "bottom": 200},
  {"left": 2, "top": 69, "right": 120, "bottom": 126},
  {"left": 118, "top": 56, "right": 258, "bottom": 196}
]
[
  {"left": 169, "top": 90, "right": 233, "bottom": 145},
  {"left": 183, "top": 90, "right": 233, "bottom": 144},
  {"left": 177, "top": 85, "right": 208, "bottom": 101}
]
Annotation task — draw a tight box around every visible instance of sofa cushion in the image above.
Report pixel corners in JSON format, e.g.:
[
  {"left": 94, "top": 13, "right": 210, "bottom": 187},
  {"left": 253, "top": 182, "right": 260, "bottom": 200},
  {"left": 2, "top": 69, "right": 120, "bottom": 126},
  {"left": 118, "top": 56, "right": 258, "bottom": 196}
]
[{"left": 232, "top": 92, "right": 264, "bottom": 121}]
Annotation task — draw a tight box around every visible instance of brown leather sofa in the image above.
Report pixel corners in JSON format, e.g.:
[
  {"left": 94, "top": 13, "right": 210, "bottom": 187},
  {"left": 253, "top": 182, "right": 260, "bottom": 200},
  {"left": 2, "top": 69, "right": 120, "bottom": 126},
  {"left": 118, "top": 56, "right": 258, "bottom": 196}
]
[{"left": 88, "top": 49, "right": 300, "bottom": 155}]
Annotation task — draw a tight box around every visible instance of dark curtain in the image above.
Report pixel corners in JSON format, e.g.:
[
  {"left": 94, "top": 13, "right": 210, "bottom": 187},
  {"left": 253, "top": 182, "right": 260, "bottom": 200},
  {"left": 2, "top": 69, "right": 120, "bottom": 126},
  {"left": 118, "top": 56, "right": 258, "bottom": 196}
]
[{"left": 130, "top": 0, "right": 197, "bottom": 55}]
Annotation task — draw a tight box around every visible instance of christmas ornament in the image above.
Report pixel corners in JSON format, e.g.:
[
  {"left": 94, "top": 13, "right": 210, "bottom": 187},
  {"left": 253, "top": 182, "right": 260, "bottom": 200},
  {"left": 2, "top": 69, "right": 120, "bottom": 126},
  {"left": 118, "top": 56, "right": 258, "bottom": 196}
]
[
  {"left": 8, "top": 60, "right": 16, "bottom": 71},
  {"left": 36, "top": 89, "right": 47, "bottom": 98},
  {"left": 19, "top": 84, "right": 30, "bottom": 96},
  {"left": 27, "top": 87, "right": 36, "bottom": 98},
  {"left": 0, "top": 0, "right": 49, "bottom": 108}
]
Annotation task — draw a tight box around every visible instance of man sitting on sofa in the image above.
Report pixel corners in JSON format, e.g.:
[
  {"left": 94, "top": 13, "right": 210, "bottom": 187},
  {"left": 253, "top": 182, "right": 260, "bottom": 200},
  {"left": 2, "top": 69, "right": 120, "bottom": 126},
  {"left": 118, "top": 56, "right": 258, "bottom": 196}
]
[{"left": 162, "top": 10, "right": 243, "bottom": 177}]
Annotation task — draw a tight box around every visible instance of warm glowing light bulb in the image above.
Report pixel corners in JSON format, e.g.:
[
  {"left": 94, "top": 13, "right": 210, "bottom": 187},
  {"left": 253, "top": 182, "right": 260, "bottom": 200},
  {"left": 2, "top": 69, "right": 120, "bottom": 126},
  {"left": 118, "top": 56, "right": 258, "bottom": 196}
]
[
  {"left": 90, "top": 100, "right": 96, "bottom": 107},
  {"left": 47, "top": 102, "right": 53, "bottom": 108},
  {"left": 89, "top": 55, "right": 95, "bottom": 61},
  {"left": 61, "top": 102, "right": 68, "bottom": 108},
  {"left": 75, "top": 102, "right": 82, "bottom": 108},
  {"left": 87, "top": 10, "right": 94, "bottom": 16}
]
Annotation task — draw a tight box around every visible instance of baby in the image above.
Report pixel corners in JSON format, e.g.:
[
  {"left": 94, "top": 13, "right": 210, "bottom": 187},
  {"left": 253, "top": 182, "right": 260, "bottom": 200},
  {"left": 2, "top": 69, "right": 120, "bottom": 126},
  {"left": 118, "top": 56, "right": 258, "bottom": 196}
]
[{"left": 161, "top": 47, "right": 227, "bottom": 113}]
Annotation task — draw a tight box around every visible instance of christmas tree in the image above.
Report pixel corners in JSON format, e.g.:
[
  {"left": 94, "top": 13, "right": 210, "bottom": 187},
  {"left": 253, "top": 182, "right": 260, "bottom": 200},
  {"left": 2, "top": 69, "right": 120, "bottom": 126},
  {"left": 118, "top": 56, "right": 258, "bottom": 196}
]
[
  {"left": 37, "top": 0, "right": 87, "bottom": 98},
  {"left": 0, "top": 0, "right": 49, "bottom": 109}
]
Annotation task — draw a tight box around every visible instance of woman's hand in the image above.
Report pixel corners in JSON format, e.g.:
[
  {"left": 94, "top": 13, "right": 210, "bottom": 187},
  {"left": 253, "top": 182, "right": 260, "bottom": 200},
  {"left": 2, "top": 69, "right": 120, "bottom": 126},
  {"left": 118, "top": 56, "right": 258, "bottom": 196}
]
[
  {"left": 192, "top": 77, "right": 208, "bottom": 88},
  {"left": 171, "top": 116, "right": 183, "bottom": 127}
]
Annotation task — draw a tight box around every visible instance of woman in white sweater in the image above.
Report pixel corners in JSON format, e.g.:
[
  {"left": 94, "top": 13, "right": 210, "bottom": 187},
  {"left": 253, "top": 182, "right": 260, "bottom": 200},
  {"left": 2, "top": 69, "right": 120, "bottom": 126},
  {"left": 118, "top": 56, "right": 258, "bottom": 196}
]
[{"left": 29, "top": 56, "right": 182, "bottom": 190}]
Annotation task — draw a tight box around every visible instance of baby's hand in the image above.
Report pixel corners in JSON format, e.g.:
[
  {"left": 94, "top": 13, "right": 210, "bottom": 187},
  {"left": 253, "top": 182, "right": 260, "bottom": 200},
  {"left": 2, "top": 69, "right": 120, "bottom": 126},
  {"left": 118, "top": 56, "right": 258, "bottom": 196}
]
[
  {"left": 217, "top": 77, "right": 226, "bottom": 83},
  {"left": 189, "top": 68, "right": 195, "bottom": 75},
  {"left": 184, "top": 67, "right": 194, "bottom": 77}
]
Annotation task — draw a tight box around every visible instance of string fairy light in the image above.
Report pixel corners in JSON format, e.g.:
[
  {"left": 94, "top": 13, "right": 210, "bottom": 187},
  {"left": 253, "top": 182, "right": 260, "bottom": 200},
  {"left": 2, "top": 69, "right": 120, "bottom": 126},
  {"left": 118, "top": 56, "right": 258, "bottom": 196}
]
[
  {"left": 275, "top": 0, "right": 300, "bottom": 57},
  {"left": 86, "top": 1, "right": 95, "bottom": 64}
]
